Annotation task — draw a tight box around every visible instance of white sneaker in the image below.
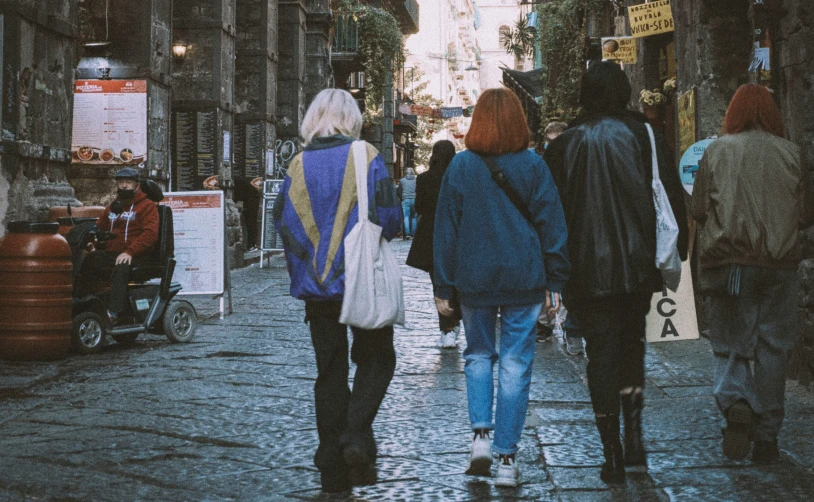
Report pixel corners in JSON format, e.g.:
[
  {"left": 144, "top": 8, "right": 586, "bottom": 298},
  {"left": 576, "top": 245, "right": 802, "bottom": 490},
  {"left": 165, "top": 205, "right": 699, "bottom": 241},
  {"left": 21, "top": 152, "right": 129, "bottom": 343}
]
[
  {"left": 465, "top": 432, "right": 492, "bottom": 476},
  {"left": 438, "top": 327, "right": 459, "bottom": 348},
  {"left": 495, "top": 456, "right": 520, "bottom": 487}
]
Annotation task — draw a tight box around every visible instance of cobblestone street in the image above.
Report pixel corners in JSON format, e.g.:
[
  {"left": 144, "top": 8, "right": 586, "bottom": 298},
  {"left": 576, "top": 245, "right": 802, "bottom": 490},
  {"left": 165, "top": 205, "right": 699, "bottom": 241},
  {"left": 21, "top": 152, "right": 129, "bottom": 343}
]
[{"left": 1, "top": 240, "right": 813, "bottom": 501}]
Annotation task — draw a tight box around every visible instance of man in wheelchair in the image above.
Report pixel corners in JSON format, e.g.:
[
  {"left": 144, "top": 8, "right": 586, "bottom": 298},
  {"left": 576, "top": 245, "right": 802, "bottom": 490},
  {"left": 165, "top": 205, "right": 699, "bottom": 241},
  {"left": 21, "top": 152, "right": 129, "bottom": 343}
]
[{"left": 80, "top": 167, "right": 159, "bottom": 325}]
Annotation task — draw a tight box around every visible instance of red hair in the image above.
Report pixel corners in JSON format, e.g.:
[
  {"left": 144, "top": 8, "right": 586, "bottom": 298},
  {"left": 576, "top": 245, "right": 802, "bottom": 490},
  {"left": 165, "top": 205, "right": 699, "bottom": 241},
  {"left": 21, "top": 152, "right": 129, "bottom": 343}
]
[
  {"left": 465, "top": 88, "right": 530, "bottom": 155},
  {"left": 722, "top": 84, "right": 785, "bottom": 137}
]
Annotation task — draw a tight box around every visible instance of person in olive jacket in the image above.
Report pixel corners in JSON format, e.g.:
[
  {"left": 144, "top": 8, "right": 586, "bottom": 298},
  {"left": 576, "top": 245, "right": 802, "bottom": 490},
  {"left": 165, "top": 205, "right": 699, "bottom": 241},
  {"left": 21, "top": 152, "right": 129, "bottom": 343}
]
[
  {"left": 544, "top": 62, "right": 688, "bottom": 483},
  {"left": 691, "top": 84, "right": 814, "bottom": 463}
]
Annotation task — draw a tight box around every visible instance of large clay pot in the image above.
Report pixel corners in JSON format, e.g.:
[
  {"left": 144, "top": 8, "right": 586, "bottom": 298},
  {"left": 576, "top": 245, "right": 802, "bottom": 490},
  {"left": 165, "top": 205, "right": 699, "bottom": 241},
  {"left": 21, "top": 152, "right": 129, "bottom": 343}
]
[{"left": 0, "top": 221, "right": 72, "bottom": 361}]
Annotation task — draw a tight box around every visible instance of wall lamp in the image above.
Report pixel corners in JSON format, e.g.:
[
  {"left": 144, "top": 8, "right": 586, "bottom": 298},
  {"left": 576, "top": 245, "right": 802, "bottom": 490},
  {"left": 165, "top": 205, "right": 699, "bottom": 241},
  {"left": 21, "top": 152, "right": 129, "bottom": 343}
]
[{"left": 172, "top": 43, "right": 188, "bottom": 59}]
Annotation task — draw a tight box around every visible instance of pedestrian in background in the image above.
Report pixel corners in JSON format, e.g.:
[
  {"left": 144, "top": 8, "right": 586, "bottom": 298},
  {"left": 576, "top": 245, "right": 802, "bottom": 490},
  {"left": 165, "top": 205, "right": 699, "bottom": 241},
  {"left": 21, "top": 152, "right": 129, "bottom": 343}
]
[
  {"left": 272, "top": 88, "right": 402, "bottom": 493},
  {"left": 398, "top": 167, "right": 417, "bottom": 240},
  {"left": 406, "top": 140, "right": 462, "bottom": 348},
  {"left": 434, "top": 88, "right": 570, "bottom": 487},
  {"left": 691, "top": 83, "right": 813, "bottom": 463},
  {"left": 545, "top": 62, "right": 688, "bottom": 483}
]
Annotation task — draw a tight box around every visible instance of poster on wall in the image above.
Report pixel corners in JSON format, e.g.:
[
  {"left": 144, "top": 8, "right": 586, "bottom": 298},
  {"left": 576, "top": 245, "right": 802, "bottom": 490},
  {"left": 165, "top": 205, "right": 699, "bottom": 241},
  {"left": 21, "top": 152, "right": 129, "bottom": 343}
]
[
  {"left": 159, "top": 191, "right": 225, "bottom": 296},
  {"left": 601, "top": 36, "right": 637, "bottom": 63},
  {"left": 678, "top": 138, "right": 715, "bottom": 194},
  {"left": 71, "top": 80, "right": 147, "bottom": 165},
  {"left": 677, "top": 88, "right": 697, "bottom": 159},
  {"left": 628, "top": 0, "right": 674, "bottom": 38}
]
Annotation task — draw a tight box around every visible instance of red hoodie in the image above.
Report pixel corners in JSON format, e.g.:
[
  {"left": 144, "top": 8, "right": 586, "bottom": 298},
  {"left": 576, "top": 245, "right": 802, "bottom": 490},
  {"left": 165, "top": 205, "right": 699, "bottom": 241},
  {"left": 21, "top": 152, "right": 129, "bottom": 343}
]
[{"left": 95, "top": 190, "right": 159, "bottom": 257}]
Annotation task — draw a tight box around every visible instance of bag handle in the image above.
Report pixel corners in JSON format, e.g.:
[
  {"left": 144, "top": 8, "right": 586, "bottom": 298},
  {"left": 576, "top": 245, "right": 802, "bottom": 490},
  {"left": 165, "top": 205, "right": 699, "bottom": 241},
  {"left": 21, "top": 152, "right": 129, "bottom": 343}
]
[
  {"left": 352, "top": 141, "right": 369, "bottom": 222},
  {"left": 644, "top": 123, "right": 660, "bottom": 181}
]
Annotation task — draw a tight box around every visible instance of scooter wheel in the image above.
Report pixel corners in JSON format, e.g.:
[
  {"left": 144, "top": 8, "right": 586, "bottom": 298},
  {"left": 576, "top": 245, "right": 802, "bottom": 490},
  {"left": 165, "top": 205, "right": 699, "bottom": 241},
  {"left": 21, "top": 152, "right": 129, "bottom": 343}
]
[
  {"left": 163, "top": 300, "right": 197, "bottom": 343},
  {"left": 72, "top": 312, "right": 106, "bottom": 354}
]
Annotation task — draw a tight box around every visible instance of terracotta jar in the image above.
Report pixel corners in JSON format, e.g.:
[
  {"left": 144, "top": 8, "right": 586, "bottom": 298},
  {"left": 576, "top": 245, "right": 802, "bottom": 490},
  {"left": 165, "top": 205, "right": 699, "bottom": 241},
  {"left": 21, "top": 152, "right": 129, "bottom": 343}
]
[{"left": 0, "top": 222, "right": 72, "bottom": 361}]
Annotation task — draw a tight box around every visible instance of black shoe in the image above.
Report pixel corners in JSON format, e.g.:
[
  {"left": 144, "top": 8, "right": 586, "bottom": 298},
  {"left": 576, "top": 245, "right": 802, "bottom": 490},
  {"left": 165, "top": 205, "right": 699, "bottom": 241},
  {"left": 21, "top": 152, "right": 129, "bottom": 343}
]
[
  {"left": 621, "top": 391, "right": 647, "bottom": 466},
  {"left": 723, "top": 401, "right": 754, "bottom": 461},
  {"left": 536, "top": 321, "right": 553, "bottom": 341},
  {"left": 751, "top": 439, "right": 779, "bottom": 464},
  {"left": 348, "top": 463, "right": 377, "bottom": 486},
  {"left": 320, "top": 471, "right": 350, "bottom": 493},
  {"left": 596, "top": 415, "right": 626, "bottom": 484}
]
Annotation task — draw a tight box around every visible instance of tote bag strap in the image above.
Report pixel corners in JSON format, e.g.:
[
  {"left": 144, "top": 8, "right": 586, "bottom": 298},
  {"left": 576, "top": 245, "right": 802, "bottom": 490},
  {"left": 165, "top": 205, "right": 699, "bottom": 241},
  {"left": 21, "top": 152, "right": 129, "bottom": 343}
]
[
  {"left": 644, "top": 122, "right": 660, "bottom": 181},
  {"left": 352, "top": 141, "right": 369, "bottom": 222}
]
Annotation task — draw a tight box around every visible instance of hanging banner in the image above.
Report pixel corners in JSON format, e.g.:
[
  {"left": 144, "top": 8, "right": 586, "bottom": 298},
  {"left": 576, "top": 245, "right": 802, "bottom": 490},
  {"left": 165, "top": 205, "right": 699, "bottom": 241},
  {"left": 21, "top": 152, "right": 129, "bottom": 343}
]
[
  {"left": 628, "top": 0, "right": 675, "bottom": 38},
  {"left": 646, "top": 261, "right": 699, "bottom": 343},
  {"left": 410, "top": 104, "right": 434, "bottom": 117},
  {"left": 71, "top": 80, "right": 147, "bottom": 165},
  {"left": 601, "top": 37, "right": 638, "bottom": 63},
  {"left": 678, "top": 138, "right": 715, "bottom": 194},
  {"left": 440, "top": 107, "right": 464, "bottom": 118}
]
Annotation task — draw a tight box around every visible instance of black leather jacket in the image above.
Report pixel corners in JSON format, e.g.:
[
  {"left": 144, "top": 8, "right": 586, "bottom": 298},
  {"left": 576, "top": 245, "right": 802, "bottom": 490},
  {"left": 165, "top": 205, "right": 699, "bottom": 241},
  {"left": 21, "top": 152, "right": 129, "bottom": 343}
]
[{"left": 544, "top": 112, "right": 688, "bottom": 304}]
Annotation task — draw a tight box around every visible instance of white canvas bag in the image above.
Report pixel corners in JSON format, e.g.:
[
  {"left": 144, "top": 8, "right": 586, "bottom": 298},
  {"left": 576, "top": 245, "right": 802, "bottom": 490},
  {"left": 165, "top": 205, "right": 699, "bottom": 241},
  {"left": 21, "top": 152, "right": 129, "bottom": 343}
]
[
  {"left": 339, "top": 141, "right": 405, "bottom": 329},
  {"left": 646, "top": 123, "right": 682, "bottom": 292}
]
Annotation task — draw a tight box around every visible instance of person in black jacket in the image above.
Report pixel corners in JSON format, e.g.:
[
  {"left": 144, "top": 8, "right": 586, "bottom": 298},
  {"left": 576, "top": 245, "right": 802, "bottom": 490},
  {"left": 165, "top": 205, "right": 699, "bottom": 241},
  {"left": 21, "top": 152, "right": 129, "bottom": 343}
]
[
  {"left": 544, "top": 62, "right": 688, "bottom": 483},
  {"left": 406, "top": 140, "right": 462, "bottom": 348}
]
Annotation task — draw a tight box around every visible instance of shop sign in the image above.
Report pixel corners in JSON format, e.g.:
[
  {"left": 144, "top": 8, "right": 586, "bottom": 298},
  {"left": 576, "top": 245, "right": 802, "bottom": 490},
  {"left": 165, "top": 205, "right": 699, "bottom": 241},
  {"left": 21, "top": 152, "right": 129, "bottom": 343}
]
[
  {"left": 678, "top": 138, "right": 715, "bottom": 195},
  {"left": 628, "top": 0, "right": 675, "bottom": 38},
  {"left": 677, "top": 88, "right": 697, "bottom": 160},
  {"left": 601, "top": 37, "right": 637, "bottom": 63},
  {"left": 71, "top": 80, "right": 148, "bottom": 165}
]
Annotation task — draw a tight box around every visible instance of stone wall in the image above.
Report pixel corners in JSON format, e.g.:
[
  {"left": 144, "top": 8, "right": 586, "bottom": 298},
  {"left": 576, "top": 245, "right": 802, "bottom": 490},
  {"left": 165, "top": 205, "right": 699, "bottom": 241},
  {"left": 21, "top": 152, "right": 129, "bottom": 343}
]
[
  {"left": 0, "top": 1, "right": 79, "bottom": 237},
  {"left": 778, "top": 0, "right": 814, "bottom": 383}
]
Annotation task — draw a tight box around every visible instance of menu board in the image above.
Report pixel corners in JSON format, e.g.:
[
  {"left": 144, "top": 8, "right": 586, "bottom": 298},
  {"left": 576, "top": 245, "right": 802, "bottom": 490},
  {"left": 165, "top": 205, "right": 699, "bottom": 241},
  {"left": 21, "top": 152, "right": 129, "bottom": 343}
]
[
  {"left": 160, "top": 191, "right": 225, "bottom": 295},
  {"left": 172, "top": 109, "right": 218, "bottom": 191},
  {"left": 232, "top": 123, "right": 265, "bottom": 179},
  {"left": 261, "top": 180, "right": 284, "bottom": 251},
  {"left": 71, "top": 80, "right": 147, "bottom": 165}
]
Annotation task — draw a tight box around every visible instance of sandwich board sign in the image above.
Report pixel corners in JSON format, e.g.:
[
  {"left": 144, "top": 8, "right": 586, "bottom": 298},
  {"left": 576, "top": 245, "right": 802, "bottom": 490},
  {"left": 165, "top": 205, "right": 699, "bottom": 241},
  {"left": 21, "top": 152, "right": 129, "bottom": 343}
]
[{"left": 646, "top": 261, "right": 700, "bottom": 343}]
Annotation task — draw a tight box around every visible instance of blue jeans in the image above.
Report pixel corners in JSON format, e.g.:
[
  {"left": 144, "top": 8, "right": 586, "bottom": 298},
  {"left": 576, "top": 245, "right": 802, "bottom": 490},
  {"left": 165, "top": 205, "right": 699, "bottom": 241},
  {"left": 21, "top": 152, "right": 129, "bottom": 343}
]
[
  {"left": 461, "top": 303, "right": 540, "bottom": 455},
  {"left": 401, "top": 198, "right": 416, "bottom": 236}
]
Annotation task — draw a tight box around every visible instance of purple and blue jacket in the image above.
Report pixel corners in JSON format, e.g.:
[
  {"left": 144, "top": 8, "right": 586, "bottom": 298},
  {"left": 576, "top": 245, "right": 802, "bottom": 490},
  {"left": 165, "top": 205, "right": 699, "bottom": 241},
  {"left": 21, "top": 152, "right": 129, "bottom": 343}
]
[{"left": 272, "top": 135, "right": 402, "bottom": 302}]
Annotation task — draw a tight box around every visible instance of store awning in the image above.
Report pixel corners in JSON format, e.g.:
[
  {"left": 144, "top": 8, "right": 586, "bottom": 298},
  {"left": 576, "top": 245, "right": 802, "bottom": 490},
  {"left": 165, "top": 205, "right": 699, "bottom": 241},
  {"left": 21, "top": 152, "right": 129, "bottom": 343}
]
[{"left": 501, "top": 67, "right": 545, "bottom": 99}]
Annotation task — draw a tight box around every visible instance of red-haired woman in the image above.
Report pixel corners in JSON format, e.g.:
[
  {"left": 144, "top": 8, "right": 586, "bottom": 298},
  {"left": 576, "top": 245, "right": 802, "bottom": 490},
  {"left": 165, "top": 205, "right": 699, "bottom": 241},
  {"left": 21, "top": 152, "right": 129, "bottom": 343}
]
[
  {"left": 692, "top": 84, "right": 813, "bottom": 463},
  {"left": 433, "top": 88, "right": 570, "bottom": 487}
]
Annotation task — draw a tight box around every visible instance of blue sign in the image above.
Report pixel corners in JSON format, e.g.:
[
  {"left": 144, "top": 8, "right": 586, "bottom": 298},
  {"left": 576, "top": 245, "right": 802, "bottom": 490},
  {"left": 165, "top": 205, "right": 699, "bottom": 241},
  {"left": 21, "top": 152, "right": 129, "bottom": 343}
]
[{"left": 678, "top": 138, "right": 714, "bottom": 194}]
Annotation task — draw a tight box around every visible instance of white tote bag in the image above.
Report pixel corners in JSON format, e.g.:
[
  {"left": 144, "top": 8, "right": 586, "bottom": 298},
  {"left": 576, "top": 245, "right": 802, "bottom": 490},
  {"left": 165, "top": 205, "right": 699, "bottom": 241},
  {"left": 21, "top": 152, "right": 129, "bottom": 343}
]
[
  {"left": 339, "top": 141, "right": 405, "bottom": 329},
  {"left": 646, "top": 123, "right": 682, "bottom": 292}
]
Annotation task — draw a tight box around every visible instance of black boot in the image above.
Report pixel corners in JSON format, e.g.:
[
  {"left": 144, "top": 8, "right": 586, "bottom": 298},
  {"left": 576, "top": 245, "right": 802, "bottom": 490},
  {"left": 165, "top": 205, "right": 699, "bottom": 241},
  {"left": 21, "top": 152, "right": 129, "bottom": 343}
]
[
  {"left": 596, "top": 415, "right": 626, "bottom": 484},
  {"left": 621, "top": 391, "right": 646, "bottom": 466}
]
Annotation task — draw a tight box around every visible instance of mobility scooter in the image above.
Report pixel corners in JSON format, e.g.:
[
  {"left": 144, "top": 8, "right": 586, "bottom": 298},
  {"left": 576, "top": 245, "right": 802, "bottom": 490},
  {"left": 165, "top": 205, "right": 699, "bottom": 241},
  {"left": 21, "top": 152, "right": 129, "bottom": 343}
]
[{"left": 66, "top": 181, "right": 198, "bottom": 354}]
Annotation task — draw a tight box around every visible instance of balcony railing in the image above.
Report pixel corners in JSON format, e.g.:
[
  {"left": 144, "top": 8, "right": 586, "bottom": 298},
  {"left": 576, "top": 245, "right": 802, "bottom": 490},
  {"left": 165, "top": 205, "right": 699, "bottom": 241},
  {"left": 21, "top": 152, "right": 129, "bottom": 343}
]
[{"left": 332, "top": 14, "right": 359, "bottom": 53}]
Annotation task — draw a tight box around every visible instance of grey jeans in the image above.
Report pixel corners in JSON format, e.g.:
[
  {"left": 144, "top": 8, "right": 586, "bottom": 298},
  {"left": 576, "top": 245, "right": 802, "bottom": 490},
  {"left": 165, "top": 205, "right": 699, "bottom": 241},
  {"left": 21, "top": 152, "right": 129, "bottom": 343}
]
[{"left": 706, "top": 266, "right": 799, "bottom": 441}]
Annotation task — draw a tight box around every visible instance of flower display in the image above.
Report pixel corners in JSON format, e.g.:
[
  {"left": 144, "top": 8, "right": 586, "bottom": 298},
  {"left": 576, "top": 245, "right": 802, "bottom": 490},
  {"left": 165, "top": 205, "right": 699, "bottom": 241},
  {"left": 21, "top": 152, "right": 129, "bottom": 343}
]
[
  {"left": 639, "top": 88, "right": 667, "bottom": 106},
  {"left": 663, "top": 77, "right": 677, "bottom": 94}
]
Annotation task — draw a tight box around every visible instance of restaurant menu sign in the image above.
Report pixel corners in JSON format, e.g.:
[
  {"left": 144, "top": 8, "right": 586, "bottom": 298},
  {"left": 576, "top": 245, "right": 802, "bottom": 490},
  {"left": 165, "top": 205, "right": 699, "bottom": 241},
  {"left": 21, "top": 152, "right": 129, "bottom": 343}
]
[
  {"left": 172, "top": 109, "right": 218, "bottom": 191},
  {"left": 71, "top": 80, "right": 147, "bottom": 165},
  {"left": 160, "top": 191, "right": 225, "bottom": 295}
]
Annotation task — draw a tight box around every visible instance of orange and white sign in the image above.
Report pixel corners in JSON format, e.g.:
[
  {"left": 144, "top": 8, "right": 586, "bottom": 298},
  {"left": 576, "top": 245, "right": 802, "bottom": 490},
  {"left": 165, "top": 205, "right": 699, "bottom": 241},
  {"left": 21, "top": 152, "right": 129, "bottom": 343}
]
[
  {"left": 71, "top": 80, "right": 147, "bottom": 165},
  {"left": 628, "top": 0, "right": 675, "bottom": 38},
  {"left": 160, "top": 191, "right": 225, "bottom": 295},
  {"left": 602, "top": 37, "right": 638, "bottom": 63}
]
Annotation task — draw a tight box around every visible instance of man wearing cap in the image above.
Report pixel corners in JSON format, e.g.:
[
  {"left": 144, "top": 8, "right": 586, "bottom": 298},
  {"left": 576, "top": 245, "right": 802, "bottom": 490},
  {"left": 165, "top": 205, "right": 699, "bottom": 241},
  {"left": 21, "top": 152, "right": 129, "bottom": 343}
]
[{"left": 82, "top": 167, "right": 159, "bottom": 325}]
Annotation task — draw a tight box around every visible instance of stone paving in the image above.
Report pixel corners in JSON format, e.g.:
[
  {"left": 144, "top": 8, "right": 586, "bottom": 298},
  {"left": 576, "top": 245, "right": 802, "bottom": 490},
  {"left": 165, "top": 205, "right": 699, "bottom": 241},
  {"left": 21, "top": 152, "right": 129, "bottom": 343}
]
[{"left": 1, "top": 240, "right": 813, "bottom": 501}]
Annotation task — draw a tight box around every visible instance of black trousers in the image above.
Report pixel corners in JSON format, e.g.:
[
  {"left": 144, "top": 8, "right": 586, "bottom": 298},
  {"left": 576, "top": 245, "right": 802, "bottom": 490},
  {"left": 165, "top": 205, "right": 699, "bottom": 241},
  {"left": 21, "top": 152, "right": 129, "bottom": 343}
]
[
  {"left": 79, "top": 251, "right": 137, "bottom": 314},
  {"left": 305, "top": 301, "right": 396, "bottom": 477},
  {"left": 569, "top": 292, "right": 651, "bottom": 416},
  {"left": 429, "top": 270, "right": 462, "bottom": 332}
]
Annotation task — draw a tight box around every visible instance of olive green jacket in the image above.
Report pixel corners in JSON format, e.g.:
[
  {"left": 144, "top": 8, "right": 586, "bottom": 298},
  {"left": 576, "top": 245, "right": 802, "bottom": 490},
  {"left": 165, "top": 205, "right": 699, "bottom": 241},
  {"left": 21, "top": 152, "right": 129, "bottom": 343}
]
[{"left": 691, "top": 130, "right": 814, "bottom": 269}]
